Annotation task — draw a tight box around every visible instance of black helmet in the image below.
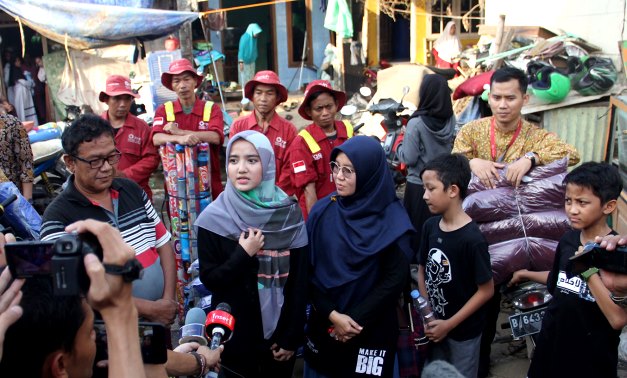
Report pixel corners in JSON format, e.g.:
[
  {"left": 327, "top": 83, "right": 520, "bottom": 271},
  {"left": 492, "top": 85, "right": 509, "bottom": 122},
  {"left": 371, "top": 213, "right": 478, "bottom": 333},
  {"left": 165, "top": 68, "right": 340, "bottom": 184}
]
[{"left": 567, "top": 56, "right": 617, "bottom": 96}]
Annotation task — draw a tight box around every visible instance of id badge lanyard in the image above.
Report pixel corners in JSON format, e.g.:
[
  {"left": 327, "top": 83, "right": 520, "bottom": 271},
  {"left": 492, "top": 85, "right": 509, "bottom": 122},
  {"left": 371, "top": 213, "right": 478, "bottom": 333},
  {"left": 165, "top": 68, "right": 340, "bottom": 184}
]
[{"left": 490, "top": 117, "right": 522, "bottom": 163}]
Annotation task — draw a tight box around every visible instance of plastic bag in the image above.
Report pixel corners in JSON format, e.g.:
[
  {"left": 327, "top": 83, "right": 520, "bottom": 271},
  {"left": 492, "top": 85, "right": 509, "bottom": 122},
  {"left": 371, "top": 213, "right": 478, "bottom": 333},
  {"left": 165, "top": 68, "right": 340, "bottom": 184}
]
[
  {"left": 478, "top": 210, "right": 570, "bottom": 245},
  {"left": 463, "top": 157, "right": 569, "bottom": 284},
  {"left": 0, "top": 182, "right": 41, "bottom": 240},
  {"left": 489, "top": 237, "right": 558, "bottom": 285}
]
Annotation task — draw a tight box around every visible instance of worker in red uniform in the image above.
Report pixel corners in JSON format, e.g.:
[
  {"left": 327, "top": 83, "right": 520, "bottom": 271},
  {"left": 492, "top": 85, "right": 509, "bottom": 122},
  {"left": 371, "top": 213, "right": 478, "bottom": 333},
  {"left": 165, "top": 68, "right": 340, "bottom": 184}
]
[
  {"left": 152, "top": 58, "right": 224, "bottom": 199},
  {"left": 287, "top": 80, "right": 352, "bottom": 218},
  {"left": 99, "top": 74, "right": 159, "bottom": 200},
  {"left": 230, "top": 70, "right": 297, "bottom": 195}
]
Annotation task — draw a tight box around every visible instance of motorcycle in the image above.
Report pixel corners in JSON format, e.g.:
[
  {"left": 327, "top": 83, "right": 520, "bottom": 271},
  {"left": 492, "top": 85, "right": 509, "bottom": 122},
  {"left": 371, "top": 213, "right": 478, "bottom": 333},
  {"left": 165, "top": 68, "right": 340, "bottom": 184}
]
[
  {"left": 29, "top": 122, "right": 70, "bottom": 214},
  {"left": 500, "top": 281, "right": 552, "bottom": 359},
  {"left": 341, "top": 86, "right": 412, "bottom": 186}
]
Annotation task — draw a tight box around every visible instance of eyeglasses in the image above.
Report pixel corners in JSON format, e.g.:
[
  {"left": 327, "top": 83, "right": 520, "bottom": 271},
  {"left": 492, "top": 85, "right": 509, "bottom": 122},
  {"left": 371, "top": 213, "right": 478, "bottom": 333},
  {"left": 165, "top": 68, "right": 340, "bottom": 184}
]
[
  {"left": 330, "top": 161, "right": 355, "bottom": 178},
  {"left": 72, "top": 150, "right": 122, "bottom": 169}
]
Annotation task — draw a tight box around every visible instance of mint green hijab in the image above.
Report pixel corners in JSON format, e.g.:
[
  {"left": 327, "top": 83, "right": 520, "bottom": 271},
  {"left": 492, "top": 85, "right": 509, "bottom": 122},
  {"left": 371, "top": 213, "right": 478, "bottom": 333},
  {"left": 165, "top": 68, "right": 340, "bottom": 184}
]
[{"left": 195, "top": 130, "right": 307, "bottom": 250}]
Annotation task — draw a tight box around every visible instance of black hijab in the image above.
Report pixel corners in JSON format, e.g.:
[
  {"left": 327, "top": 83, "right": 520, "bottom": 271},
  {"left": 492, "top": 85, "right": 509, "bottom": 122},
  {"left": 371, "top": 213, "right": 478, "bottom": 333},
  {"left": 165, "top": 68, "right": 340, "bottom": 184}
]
[
  {"left": 411, "top": 74, "right": 454, "bottom": 131},
  {"left": 307, "top": 136, "right": 414, "bottom": 296}
]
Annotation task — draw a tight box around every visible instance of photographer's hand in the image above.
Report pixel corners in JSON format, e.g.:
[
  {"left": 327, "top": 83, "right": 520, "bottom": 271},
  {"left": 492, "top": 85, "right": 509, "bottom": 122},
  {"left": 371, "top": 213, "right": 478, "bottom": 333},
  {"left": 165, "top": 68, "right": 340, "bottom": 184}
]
[
  {"left": 593, "top": 234, "right": 627, "bottom": 297},
  {"left": 66, "top": 220, "right": 145, "bottom": 378},
  {"left": 66, "top": 220, "right": 136, "bottom": 315},
  {"left": 599, "top": 270, "right": 627, "bottom": 297},
  {"left": 0, "top": 233, "right": 24, "bottom": 362},
  {"left": 595, "top": 234, "right": 627, "bottom": 251},
  {"left": 0, "top": 268, "right": 23, "bottom": 362}
]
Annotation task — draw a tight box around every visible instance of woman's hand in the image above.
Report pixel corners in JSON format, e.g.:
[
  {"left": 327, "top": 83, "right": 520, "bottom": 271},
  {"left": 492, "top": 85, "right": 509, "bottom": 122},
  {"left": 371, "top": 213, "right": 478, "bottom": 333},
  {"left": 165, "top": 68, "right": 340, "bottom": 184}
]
[
  {"left": 270, "top": 343, "right": 294, "bottom": 362},
  {"left": 239, "top": 228, "right": 264, "bottom": 256},
  {"left": 329, "top": 310, "right": 362, "bottom": 342}
]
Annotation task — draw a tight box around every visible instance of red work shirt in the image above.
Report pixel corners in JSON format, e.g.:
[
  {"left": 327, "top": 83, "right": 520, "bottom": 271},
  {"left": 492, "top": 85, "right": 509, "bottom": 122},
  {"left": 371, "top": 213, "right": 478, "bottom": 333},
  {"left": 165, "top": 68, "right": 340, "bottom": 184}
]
[
  {"left": 230, "top": 112, "right": 297, "bottom": 195},
  {"left": 101, "top": 111, "right": 160, "bottom": 200},
  {"left": 287, "top": 120, "right": 351, "bottom": 218},
  {"left": 153, "top": 99, "right": 224, "bottom": 199}
]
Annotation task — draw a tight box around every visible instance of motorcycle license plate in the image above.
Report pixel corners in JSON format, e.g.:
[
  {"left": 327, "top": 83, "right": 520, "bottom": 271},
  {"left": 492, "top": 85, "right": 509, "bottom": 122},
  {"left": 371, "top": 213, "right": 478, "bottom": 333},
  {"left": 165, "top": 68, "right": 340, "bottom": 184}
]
[{"left": 508, "top": 307, "right": 546, "bottom": 339}]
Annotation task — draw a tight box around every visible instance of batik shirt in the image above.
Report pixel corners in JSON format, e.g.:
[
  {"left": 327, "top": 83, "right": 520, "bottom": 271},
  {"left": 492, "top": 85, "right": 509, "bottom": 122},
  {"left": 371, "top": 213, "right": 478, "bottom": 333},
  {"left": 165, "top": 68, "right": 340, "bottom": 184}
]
[
  {"left": 0, "top": 114, "right": 33, "bottom": 187},
  {"left": 453, "top": 117, "right": 580, "bottom": 165}
]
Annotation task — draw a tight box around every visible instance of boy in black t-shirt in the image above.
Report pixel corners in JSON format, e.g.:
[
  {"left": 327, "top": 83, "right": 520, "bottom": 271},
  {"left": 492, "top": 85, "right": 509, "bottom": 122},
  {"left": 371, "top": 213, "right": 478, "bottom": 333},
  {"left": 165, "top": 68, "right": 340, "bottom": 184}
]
[
  {"left": 509, "top": 162, "right": 627, "bottom": 377},
  {"left": 418, "top": 154, "right": 494, "bottom": 378}
]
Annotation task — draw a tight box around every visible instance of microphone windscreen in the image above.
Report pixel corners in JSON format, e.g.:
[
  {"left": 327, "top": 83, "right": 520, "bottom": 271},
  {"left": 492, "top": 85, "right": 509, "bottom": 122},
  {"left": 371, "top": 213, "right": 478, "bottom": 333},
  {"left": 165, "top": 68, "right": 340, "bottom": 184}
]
[
  {"left": 185, "top": 307, "right": 207, "bottom": 325},
  {"left": 180, "top": 308, "right": 208, "bottom": 346},
  {"left": 215, "top": 302, "right": 231, "bottom": 313},
  {"left": 421, "top": 360, "right": 464, "bottom": 378}
]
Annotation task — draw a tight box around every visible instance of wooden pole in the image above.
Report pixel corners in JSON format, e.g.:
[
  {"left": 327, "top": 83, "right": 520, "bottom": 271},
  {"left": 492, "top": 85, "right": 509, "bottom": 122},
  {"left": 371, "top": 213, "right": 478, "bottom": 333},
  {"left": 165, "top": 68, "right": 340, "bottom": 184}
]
[
  {"left": 177, "top": 0, "right": 194, "bottom": 62},
  {"left": 493, "top": 14, "right": 506, "bottom": 69}
]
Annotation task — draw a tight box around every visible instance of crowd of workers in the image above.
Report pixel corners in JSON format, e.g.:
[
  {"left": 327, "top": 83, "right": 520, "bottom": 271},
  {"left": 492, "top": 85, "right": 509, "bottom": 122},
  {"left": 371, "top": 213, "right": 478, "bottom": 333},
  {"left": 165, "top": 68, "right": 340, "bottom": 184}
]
[{"left": 0, "top": 55, "right": 624, "bottom": 378}]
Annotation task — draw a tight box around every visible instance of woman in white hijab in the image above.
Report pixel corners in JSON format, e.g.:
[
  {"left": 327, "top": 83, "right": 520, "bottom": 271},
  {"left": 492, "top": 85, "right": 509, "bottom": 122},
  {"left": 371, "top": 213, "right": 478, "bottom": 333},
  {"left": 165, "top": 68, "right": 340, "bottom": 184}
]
[{"left": 433, "top": 21, "right": 462, "bottom": 69}]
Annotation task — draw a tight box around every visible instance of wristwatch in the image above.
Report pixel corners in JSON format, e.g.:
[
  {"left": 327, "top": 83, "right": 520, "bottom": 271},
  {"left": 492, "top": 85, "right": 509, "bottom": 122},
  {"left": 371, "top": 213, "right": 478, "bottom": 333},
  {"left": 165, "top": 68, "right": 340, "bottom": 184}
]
[
  {"left": 610, "top": 293, "right": 627, "bottom": 308},
  {"left": 524, "top": 152, "right": 537, "bottom": 167},
  {"left": 104, "top": 258, "right": 144, "bottom": 282},
  {"left": 580, "top": 267, "right": 599, "bottom": 282}
]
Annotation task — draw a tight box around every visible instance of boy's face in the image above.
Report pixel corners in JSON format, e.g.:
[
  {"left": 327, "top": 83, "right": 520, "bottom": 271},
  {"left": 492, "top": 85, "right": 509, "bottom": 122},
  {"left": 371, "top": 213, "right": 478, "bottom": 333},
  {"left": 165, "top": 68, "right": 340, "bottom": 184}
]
[
  {"left": 565, "top": 183, "right": 615, "bottom": 230},
  {"left": 422, "top": 170, "right": 456, "bottom": 214}
]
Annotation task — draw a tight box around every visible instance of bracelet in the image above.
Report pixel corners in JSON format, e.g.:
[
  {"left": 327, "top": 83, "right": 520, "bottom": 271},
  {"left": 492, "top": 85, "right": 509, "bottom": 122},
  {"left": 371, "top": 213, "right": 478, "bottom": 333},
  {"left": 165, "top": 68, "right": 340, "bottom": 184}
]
[
  {"left": 190, "top": 352, "right": 206, "bottom": 377},
  {"left": 199, "top": 352, "right": 207, "bottom": 376}
]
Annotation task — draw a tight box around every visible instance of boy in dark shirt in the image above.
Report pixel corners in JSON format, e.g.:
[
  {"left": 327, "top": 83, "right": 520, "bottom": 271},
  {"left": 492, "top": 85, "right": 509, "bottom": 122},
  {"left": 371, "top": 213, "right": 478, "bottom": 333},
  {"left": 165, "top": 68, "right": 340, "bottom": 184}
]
[
  {"left": 509, "top": 162, "right": 627, "bottom": 377},
  {"left": 418, "top": 153, "right": 494, "bottom": 378}
]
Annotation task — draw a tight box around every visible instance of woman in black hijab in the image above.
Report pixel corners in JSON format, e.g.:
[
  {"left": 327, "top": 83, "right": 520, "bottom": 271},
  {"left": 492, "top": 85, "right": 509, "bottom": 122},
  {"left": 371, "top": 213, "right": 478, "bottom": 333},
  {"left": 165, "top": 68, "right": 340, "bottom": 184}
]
[
  {"left": 304, "top": 136, "right": 414, "bottom": 377},
  {"left": 397, "top": 74, "right": 456, "bottom": 255}
]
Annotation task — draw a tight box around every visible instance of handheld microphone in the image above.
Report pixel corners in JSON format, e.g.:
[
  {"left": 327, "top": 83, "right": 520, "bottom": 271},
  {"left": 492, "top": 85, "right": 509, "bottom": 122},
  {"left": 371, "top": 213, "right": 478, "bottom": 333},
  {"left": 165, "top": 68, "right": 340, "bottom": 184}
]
[
  {"left": 179, "top": 307, "right": 208, "bottom": 346},
  {"left": 205, "top": 302, "right": 235, "bottom": 350}
]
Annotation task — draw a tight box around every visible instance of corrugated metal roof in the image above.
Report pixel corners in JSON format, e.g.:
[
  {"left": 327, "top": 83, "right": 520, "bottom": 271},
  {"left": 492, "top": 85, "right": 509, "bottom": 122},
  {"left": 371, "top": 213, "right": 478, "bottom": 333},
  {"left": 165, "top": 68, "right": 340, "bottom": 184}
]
[{"left": 541, "top": 103, "right": 610, "bottom": 167}]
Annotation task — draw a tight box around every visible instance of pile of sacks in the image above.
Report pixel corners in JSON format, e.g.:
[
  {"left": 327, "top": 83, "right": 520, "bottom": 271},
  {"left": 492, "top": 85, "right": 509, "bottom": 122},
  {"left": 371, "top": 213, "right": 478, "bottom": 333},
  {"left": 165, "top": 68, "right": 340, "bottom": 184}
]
[{"left": 463, "top": 158, "right": 571, "bottom": 284}]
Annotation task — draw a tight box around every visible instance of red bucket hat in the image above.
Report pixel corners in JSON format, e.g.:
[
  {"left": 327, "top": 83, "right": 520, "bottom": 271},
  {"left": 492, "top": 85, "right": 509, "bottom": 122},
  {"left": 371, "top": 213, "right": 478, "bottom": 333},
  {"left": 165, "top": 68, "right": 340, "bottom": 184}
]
[
  {"left": 298, "top": 80, "right": 347, "bottom": 120},
  {"left": 98, "top": 75, "right": 139, "bottom": 102},
  {"left": 161, "top": 58, "right": 203, "bottom": 91},
  {"left": 244, "top": 70, "right": 288, "bottom": 103}
]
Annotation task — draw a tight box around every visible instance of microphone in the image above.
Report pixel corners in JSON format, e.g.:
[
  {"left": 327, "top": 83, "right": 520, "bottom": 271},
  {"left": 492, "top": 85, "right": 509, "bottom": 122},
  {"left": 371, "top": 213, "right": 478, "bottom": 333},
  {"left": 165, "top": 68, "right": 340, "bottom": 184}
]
[
  {"left": 179, "top": 307, "right": 208, "bottom": 346},
  {"left": 205, "top": 302, "right": 235, "bottom": 350}
]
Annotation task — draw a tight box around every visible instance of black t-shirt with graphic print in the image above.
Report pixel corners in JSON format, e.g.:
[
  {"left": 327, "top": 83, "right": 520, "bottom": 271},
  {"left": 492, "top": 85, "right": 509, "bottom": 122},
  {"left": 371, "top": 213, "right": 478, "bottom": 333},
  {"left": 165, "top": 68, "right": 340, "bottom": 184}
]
[
  {"left": 527, "top": 230, "right": 621, "bottom": 378},
  {"left": 418, "top": 216, "right": 492, "bottom": 341}
]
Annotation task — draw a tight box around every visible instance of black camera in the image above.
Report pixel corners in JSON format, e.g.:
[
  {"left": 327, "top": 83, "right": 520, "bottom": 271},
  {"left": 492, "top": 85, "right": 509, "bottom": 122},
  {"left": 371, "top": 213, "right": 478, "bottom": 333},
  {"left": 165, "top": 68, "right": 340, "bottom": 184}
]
[
  {"left": 5, "top": 233, "right": 103, "bottom": 296},
  {"left": 568, "top": 242, "right": 627, "bottom": 277}
]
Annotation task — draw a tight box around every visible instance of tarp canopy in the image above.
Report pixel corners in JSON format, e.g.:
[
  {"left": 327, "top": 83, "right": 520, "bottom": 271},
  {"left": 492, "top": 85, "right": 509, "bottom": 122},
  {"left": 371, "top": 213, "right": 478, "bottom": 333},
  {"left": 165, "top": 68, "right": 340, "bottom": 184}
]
[{"left": 0, "top": 0, "right": 198, "bottom": 50}]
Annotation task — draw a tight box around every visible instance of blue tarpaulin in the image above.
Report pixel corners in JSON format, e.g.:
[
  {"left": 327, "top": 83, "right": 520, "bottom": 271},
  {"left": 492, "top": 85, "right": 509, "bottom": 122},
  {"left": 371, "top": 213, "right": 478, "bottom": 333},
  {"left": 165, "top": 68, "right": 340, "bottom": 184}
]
[{"left": 0, "top": 0, "right": 198, "bottom": 50}]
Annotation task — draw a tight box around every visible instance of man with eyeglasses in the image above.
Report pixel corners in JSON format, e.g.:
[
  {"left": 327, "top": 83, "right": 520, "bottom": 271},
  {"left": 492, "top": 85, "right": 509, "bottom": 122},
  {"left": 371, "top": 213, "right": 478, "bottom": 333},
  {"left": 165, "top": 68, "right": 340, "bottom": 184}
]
[
  {"left": 99, "top": 75, "right": 160, "bottom": 200},
  {"left": 40, "top": 114, "right": 178, "bottom": 328}
]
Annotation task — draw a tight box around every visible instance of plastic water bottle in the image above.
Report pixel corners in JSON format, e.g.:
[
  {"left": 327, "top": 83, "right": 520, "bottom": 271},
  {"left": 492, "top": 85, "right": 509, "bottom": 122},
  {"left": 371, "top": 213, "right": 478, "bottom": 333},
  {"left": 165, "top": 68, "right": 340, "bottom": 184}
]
[{"left": 410, "top": 289, "right": 437, "bottom": 327}]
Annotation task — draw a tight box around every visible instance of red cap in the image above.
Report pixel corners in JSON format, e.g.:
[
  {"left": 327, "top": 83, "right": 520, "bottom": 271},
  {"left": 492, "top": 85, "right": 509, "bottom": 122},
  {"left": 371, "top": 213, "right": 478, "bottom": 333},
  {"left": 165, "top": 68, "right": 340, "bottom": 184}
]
[
  {"left": 98, "top": 75, "right": 139, "bottom": 102},
  {"left": 298, "top": 80, "right": 347, "bottom": 120},
  {"left": 244, "top": 70, "right": 288, "bottom": 103},
  {"left": 161, "top": 58, "right": 203, "bottom": 91}
]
